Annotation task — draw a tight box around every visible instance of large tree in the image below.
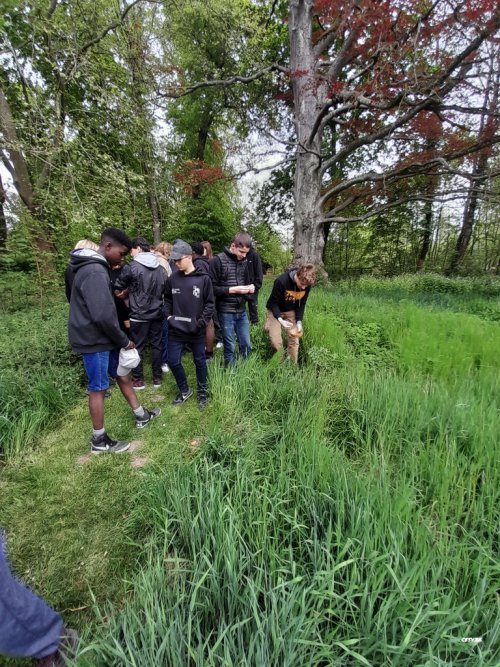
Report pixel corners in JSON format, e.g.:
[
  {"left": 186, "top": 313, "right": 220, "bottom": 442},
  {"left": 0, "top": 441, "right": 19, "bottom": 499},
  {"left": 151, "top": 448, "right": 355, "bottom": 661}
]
[{"left": 286, "top": 0, "right": 500, "bottom": 268}]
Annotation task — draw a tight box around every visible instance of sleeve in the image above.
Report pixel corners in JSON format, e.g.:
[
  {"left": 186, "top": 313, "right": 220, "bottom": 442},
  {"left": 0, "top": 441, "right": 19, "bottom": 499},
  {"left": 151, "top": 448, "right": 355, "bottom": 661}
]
[
  {"left": 266, "top": 277, "right": 285, "bottom": 319},
  {"left": 254, "top": 253, "right": 264, "bottom": 290},
  {"left": 200, "top": 276, "right": 215, "bottom": 326},
  {"left": 209, "top": 256, "right": 230, "bottom": 297},
  {"left": 296, "top": 286, "right": 311, "bottom": 322},
  {"left": 113, "top": 264, "right": 133, "bottom": 292},
  {"left": 81, "top": 270, "right": 130, "bottom": 348}
]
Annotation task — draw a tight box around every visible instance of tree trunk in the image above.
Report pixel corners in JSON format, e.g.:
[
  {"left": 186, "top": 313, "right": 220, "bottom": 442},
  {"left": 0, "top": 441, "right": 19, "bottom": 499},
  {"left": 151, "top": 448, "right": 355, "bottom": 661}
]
[
  {"left": 416, "top": 198, "right": 433, "bottom": 271},
  {"left": 289, "top": 0, "right": 327, "bottom": 269},
  {"left": 0, "top": 172, "right": 7, "bottom": 248},
  {"left": 447, "top": 171, "right": 485, "bottom": 274}
]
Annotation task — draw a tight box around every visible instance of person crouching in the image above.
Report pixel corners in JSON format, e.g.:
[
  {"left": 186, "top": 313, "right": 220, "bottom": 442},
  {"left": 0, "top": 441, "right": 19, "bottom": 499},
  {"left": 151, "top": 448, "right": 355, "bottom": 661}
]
[{"left": 164, "top": 240, "right": 215, "bottom": 410}]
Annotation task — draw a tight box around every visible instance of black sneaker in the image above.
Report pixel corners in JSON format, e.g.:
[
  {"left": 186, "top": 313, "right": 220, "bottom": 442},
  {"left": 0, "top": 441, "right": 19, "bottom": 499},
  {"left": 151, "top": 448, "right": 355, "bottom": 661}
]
[
  {"left": 198, "top": 395, "right": 208, "bottom": 410},
  {"left": 90, "top": 433, "right": 130, "bottom": 454},
  {"left": 135, "top": 407, "right": 161, "bottom": 429},
  {"left": 172, "top": 389, "right": 193, "bottom": 405}
]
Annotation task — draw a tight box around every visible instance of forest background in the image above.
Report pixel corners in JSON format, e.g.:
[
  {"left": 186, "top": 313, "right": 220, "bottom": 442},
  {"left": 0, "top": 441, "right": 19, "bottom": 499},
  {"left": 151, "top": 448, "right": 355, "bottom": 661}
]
[{"left": 0, "top": 0, "right": 499, "bottom": 281}]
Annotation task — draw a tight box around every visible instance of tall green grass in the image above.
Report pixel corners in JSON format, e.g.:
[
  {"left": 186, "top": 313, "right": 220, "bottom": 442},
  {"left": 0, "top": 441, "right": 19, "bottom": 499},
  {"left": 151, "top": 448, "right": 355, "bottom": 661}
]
[
  {"left": 77, "top": 346, "right": 499, "bottom": 665},
  {"left": 0, "top": 302, "right": 81, "bottom": 459}
]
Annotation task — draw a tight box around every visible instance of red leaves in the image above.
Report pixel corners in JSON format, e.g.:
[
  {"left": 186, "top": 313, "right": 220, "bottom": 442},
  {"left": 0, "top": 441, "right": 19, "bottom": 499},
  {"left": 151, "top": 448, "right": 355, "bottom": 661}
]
[{"left": 175, "top": 160, "right": 225, "bottom": 194}]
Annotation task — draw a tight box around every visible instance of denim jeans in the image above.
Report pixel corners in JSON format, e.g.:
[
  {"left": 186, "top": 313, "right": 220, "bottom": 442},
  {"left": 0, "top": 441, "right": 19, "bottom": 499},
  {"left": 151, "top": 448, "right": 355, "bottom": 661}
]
[
  {"left": 0, "top": 535, "right": 63, "bottom": 659},
  {"left": 219, "top": 310, "right": 251, "bottom": 366},
  {"left": 168, "top": 338, "right": 207, "bottom": 397}
]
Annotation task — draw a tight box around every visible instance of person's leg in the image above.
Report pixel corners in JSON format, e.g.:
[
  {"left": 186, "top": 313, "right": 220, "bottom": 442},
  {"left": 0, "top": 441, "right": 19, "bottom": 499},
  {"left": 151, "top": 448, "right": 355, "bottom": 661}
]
[
  {"left": 205, "top": 319, "right": 215, "bottom": 355},
  {"left": 130, "top": 321, "right": 148, "bottom": 381},
  {"left": 149, "top": 319, "right": 163, "bottom": 381},
  {"left": 247, "top": 294, "right": 259, "bottom": 324},
  {"left": 234, "top": 310, "right": 251, "bottom": 359},
  {"left": 283, "top": 310, "right": 300, "bottom": 362},
  {"left": 213, "top": 309, "right": 223, "bottom": 344},
  {"left": 191, "top": 339, "right": 208, "bottom": 400},
  {"left": 219, "top": 312, "right": 236, "bottom": 366},
  {"left": 83, "top": 352, "right": 110, "bottom": 430},
  {"left": 167, "top": 338, "right": 189, "bottom": 394},
  {"left": 264, "top": 309, "right": 283, "bottom": 355},
  {"left": 161, "top": 317, "right": 169, "bottom": 368},
  {"left": 116, "top": 374, "right": 140, "bottom": 410},
  {"left": 0, "top": 535, "right": 63, "bottom": 659}
]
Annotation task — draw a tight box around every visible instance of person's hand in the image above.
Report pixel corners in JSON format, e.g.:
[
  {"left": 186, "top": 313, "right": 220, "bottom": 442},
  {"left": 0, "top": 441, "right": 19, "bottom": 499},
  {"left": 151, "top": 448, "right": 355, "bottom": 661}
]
[
  {"left": 246, "top": 284, "right": 255, "bottom": 294},
  {"left": 125, "top": 340, "right": 136, "bottom": 350},
  {"left": 296, "top": 321, "right": 303, "bottom": 333},
  {"left": 278, "top": 317, "right": 293, "bottom": 329}
]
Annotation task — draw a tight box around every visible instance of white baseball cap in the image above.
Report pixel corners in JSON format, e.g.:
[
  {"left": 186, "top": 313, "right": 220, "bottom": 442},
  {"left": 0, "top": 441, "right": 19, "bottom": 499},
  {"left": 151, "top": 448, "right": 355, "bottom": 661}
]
[{"left": 117, "top": 347, "right": 140, "bottom": 376}]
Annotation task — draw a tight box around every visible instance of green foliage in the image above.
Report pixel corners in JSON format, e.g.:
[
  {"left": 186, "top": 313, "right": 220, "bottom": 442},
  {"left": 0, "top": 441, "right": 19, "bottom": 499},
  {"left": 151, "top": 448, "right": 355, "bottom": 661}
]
[
  {"left": 0, "top": 301, "right": 81, "bottom": 458},
  {"left": 0, "top": 277, "right": 498, "bottom": 666}
]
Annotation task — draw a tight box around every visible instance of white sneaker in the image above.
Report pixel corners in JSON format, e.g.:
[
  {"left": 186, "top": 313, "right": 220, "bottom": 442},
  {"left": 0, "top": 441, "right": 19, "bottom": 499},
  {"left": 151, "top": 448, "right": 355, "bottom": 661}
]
[
  {"left": 161, "top": 363, "right": 170, "bottom": 373},
  {"left": 216, "top": 342, "right": 223, "bottom": 349}
]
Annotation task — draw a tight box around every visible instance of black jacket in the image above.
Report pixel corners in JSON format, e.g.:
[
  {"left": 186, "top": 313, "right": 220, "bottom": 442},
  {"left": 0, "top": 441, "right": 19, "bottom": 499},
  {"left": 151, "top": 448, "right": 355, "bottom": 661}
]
[
  {"left": 193, "top": 255, "right": 210, "bottom": 275},
  {"left": 68, "top": 249, "right": 130, "bottom": 353},
  {"left": 266, "top": 269, "right": 312, "bottom": 322},
  {"left": 114, "top": 252, "right": 167, "bottom": 321},
  {"left": 164, "top": 268, "right": 214, "bottom": 341},
  {"left": 245, "top": 248, "right": 263, "bottom": 303},
  {"left": 209, "top": 248, "right": 249, "bottom": 313}
]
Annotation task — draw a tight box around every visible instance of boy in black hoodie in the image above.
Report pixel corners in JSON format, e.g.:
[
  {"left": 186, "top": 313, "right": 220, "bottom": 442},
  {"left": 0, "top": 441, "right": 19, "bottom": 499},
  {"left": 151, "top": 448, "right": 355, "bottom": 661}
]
[
  {"left": 265, "top": 263, "right": 316, "bottom": 363},
  {"left": 164, "top": 240, "right": 214, "bottom": 409},
  {"left": 68, "top": 227, "right": 160, "bottom": 453}
]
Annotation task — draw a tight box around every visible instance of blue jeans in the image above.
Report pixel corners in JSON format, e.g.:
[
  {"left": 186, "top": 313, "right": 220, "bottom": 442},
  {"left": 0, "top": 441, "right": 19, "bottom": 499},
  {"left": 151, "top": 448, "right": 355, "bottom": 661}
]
[
  {"left": 82, "top": 350, "right": 119, "bottom": 392},
  {"left": 219, "top": 310, "right": 251, "bottom": 366},
  {"left": 168, "top": 338, "right": 207, "bottom": 397},
  {"left": 0, "top": 535, "right": 63, "bottom": 658}
]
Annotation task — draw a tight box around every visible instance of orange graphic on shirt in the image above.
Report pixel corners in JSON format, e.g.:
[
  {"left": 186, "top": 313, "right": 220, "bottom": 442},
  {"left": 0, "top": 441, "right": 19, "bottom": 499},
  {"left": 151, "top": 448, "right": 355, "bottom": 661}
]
[{"left": 285, "top": 289, "right": 306, "bottom": 302}]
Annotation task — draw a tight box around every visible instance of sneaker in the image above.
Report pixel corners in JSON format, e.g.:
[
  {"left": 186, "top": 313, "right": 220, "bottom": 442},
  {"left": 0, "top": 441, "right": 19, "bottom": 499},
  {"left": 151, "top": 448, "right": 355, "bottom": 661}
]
[
  {"left": 135, "top": 407, "right": 161, "bottom": 429},
  {"left": 161, "top": 363, "right": 170, "bottom": 373},
  {"left": 216, "top": 342, "right": 223, "bottom": 349},
  {"left": 132, "top": 378, "right": 146, "bottom": 390},
  {"left": 37, "top": 627, "right": 79, "bottom": 667},
  {"left": 198, "top": 395, "right": 208, "bottom": 410},
  {"left": 172, "top": 389, "right": 193, "bottom": 405},
  {"left": 153, "top": 377, "right": 162, "bottom": 388},
  {"left": 90, "top": 433, "right": 130, "bottom": 454},
  {"left": 205, "top": 353, "right": 214, "bottom": 363}
]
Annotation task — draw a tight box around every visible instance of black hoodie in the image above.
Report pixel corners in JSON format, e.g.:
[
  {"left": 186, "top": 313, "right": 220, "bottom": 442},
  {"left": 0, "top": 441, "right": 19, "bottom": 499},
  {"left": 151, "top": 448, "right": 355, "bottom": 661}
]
[
  {"left": 68, "top": 249, "right": 130, "bottom": 353},
  {"left": 266, "top": 269, "right": 311, "bottom": 322},
  {"left": 164, "top": 267, "right": 214, "bottom": 341}
]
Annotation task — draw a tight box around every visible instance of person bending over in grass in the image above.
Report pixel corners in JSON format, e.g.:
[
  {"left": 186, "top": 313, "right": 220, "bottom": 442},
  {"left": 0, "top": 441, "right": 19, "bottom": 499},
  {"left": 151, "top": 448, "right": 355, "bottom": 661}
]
[
  {"left": 164, "top": 240, "right": 214, "bottom": 410},
  {"left": 68, "top": 227, "right": 160, "bottom": 454},
  {"left": 265, "top": 263, "right": 316, "bottom": 363}
]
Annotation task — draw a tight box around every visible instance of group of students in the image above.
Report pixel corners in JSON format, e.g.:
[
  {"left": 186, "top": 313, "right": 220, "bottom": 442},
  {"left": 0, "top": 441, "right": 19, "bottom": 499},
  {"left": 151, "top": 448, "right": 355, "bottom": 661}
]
[
  {"left": 0, "top": 228, "right": 316, "bottom": 666},
  {"left": 66, "top": 227, "right": 316, "bottom": 455}
]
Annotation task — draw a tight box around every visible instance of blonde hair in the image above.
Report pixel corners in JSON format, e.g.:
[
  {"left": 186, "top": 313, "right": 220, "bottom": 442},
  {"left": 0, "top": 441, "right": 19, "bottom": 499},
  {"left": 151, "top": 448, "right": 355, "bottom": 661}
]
[
  {"left": 74, "top": 239, "right": 99, "bottom": 251},
  {"left": 155, "top": 242, "right": 172, "bottom": 258}
]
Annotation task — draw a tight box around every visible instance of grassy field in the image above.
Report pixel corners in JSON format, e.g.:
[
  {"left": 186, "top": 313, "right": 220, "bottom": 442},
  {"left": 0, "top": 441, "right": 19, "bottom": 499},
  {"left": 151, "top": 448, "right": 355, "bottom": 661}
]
[{"left": 0, "top": 274, "right": 498, "bottom": 666}]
